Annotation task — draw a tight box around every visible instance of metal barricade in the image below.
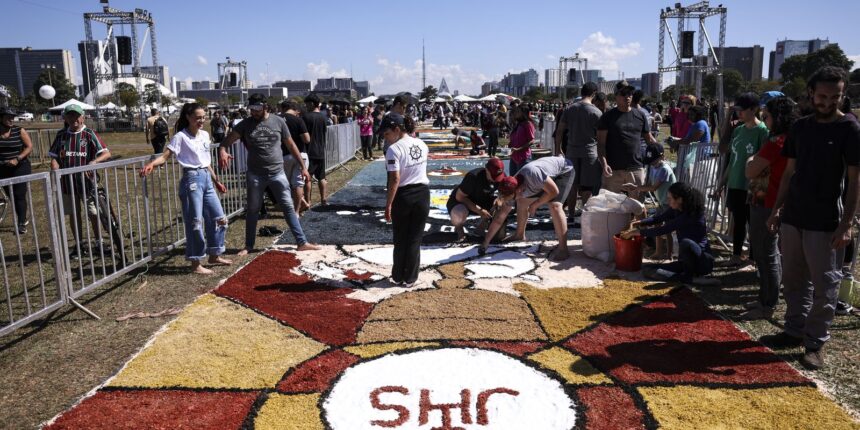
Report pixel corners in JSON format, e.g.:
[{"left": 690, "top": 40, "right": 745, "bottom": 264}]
[
  {"left": 537, "top": 117, "right": 557, "bottom": 151},
  {"left": 324, "top": 122, "right": 360, "bottom": 173},
  {"left": 0, "top": 172, "right": 67, "bottom": 336},
  {"left": 673, "top": 142, "right": 730, "bottom": 245}
]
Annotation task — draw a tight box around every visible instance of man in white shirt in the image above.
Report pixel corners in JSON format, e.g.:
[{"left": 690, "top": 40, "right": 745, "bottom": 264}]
[{"left": 383, "top": 113, "right": 430, "bottom": 286}]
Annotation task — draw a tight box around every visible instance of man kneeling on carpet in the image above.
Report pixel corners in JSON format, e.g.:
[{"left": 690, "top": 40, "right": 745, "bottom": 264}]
[
  {"left": 621, "top": 182, "right": 719, "bottom": 286},
  {"left": 481, "top": 155, "right": 575, "bottom": 261},
  {"left": 447, "top": 157, "right": 506, "bottom": 242}
]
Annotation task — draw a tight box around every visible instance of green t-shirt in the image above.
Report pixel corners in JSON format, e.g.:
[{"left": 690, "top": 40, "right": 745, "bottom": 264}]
[{"left": 728, "top": 121, "right": 769, "bottom": 190}]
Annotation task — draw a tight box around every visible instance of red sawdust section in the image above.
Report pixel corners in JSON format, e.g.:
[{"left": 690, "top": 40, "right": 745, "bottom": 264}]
[
  {"left": 277, "top": 349, "right": 360, "bottom": 394},
  {"left": 449, "top": 341, "right": 547, "bottom": 357},
  {"left": 345, "top": 270, "right": 376, "bottom": 283},
  {"left": 45, "top": 389, "right": 258, "bottom": 430},
  {"left": 214, "top": 251, "right": 374, "bottom": 346},
  {"left": 563, "top": 289, "right": 810, "bottom": 386},
  {"left": 576, "top": 386, "right": 646, "bottom": 430}
]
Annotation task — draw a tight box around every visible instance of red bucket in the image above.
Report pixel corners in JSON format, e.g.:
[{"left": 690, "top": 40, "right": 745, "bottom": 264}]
[{"left": 614, "top": 234, "right": 644, "bottom": 272}]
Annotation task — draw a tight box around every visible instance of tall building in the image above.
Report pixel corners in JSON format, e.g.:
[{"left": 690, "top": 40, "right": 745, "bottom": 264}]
[
  {"left": 545, "top": 69, "right": 565, "bottom": 93},
  {"left": 713, "top": 45, "right": 764, "bottom": 81},
  {"left": 500, "top": 69, "right": 539, "bottom": 97},
  {"left": 481, "top": 81, "right": 500, "bottom": 97},
  {"left": 273, "top": 80, "right": 311, "bottom": 97},
  {"left": 769, "top": 38, "right": 830, "bottom": 81},
  {"left": 314, "top": 77, "right": 355, "bottom": 91},
  {"left": 354, "top": 81, "right": 370, "bottom": 98},
  {"left": 139, "top": 66, "right": 170, "bottom": 87},
  {"left": 0, "top": 47, "right": 76, "bottom": 97},
  {"left": 641, "top": 73, "right": 660, "bottom": 97},
  {"left": 192, "top": 81, "right": 216, "bottom": 90},
  {"left": 627, "top": 78, "right": 643, "bottom": 91}
]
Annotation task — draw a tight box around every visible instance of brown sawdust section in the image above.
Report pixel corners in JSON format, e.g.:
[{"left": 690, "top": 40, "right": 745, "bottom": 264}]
[
  {"left": 357, "top": 286, "right": 546, "bottom": 342},
  {"left": 516, "top": 278, "right": 674, "bottom": 341}
]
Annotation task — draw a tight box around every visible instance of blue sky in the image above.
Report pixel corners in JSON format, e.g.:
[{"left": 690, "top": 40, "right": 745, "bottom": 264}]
[{"left": 3, "top": 0, "right": 859, "bottom": 95}]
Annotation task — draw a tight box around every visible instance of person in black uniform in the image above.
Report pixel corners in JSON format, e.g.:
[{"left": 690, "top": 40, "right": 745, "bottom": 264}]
[
  {"left": 447, "top": 157, "right": 506, "bottom": 242},
  {"left": 0, "top": 107, "right": 33, "bottom": 234},
  {"left": 383, "top": 114, "right": 430, "bottom": 287}
]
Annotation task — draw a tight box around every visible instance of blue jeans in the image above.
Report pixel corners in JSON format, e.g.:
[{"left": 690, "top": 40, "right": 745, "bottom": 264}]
[
  {"left": 178, "top": 168, "right": 226, "bottom": 261},
  {"left": 656, "top": 238, "right": 714, "bottom": 282},
  {"left": 245, "top": 171, "right": 307, "bottom": 249}
]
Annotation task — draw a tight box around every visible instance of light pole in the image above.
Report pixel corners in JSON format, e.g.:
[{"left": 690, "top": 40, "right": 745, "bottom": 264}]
[{"left": 41, "top": 64, "right": 57, "bottom": 105}]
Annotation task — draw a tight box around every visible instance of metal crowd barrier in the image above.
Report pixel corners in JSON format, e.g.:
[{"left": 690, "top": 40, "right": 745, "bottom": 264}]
[
  {"left": 537, "top": 118, "right": 557, "bottom": 151},
  {"left": 24, "top": 128, "right": 62, "bottom": 166},
  {"left": 323, "top": 122, "right": 360, "bottom": 173},
  {"left": 0, "top": 142, "right": 250, "bottom": 336},
  {"left": 0, "top": 172, "right": 67, "bottom": 337},
  {"left": 674, "top": 143, "right": 730, "bottom": 247}
]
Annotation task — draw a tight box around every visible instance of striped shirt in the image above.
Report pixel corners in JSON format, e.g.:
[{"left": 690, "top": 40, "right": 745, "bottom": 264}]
[
  {"left": 0, "top": 126, "right": 24, "bottom": 163},
  {"left": 49, "top": 127, "right": 108, "bottom": 194}
]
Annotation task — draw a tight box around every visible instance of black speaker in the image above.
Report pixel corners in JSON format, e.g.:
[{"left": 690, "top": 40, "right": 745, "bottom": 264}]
[
  {"left": 568, "top": 68, "right": 577, "bottom": 85},
  {"left": 681, "top": 31, "right": 695, "bottom": 59},
  {"left": 229, "top": 73, "right": 237, "bottom": 87},
  {"left": 116, "top": 36, "right": 132, "bottom": 65}
]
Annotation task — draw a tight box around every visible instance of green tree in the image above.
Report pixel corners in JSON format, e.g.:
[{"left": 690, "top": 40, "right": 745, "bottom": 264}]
[
  {"left": 32, "top": 68, "right": 76, "bottom": 105},
  {"left": 781, "top": 77, "right": 808, "bottom": 100},
  {"left": 780, "top": 44, "right": 854, "bottom": 83},
  {"left": 227, "top": 94, "right": 240, "bottom": 106},
  {"left": 115, "top": 82, "right": 140, "bottom": 110},
  {"left": 195, "top": 97, "right": 209, "bottom": 107},
  {"left": 143, "top": 83, "right": 162, "bottom": 105},
  {"left": 160, "top": 95, "right": 173, "bottom": 108},
  {"left": 702, "top": 69, "right": 744, "bottom": 100},
  {"left": 522, "top": 87, "right": 547, "bottom": 102},
  {"left": 661, "top": 85, "right": 695, "bottom": 102},
  {"left": 851, "top": 69, "right": 860, "bottom": 84},
  {"left": 419, "top": 85, "right": 438, "bottom": 101}
]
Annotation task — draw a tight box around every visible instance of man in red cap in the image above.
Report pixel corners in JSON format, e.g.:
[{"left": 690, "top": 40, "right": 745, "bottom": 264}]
[
  {"left": 446, "top": 157, "right": 507, "bottom": 242},
  {"left": 481, "top": 156, "right": 575, "bottom": 261}
]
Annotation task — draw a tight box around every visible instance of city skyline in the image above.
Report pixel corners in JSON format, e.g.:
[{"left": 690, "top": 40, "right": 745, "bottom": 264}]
[{"left": 3, "top": 0, "right": 859, "bottom": 96}]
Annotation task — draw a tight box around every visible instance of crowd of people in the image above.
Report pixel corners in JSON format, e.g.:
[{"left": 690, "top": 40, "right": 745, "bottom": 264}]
[{"left": 1, "top": 60, "right": 857, "bottom": 371}]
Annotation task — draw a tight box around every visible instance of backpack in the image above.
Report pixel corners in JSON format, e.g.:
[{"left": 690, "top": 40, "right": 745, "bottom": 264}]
[{"left": 153, "top": 117, "right": 169, "bottom": 137}]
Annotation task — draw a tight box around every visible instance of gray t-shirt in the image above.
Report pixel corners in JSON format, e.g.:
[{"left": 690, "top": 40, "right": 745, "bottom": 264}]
[
  {"left": 516, "top": 156, "right": 573, "bottom": 198},
  {"left": 562, "top": 101, "right": 602, "bottom": 158},
  {"left": 231, "top": 114, "right": 291, "bottom": 176}
]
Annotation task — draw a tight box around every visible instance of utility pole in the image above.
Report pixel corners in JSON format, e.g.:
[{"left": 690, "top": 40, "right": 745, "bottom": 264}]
[{"left": 422, "top": 38, "right": 426, "bottom": 91}]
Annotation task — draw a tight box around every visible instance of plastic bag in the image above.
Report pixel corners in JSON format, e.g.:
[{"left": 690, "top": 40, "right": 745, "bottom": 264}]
[
  {"left": 581, "top": 211, "right": 632, "bottom": 262},
  {"left": 584, "top": 189, "right": 644, "bottom": 215}
]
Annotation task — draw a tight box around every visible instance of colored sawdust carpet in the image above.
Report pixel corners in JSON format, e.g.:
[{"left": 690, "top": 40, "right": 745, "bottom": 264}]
[{"left": 45, "top": 248, "right": 860, "bottom": 430}]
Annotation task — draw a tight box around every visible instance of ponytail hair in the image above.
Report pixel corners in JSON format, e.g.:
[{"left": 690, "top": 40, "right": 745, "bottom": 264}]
[
  {"left": 175, "top": 102, "right": 203, "bottom": 134},
  {"left": 403, "top": 115, "right": 416, "bottom": 134}
]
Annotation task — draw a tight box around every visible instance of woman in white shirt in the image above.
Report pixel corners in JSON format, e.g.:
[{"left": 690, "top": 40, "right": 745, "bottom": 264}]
[
  {"left": 140, "top": 103, "right": 232, "bottom": 274},
  {"left": 382, "top": 114, "right": 430, "bottom": 286}
]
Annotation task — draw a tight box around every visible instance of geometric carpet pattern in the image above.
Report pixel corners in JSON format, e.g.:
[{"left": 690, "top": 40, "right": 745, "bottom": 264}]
[{"left": 45, "top": 249, "right": 860, "bottom": 429}]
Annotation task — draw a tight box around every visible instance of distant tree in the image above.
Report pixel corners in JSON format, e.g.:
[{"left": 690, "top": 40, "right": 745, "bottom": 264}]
[
  {"left": 116, "top": 82, "right": 140, "bottom": 110},
  {"left": 661, "top": 85, "right": 695, "bottom": 102},
  {"left": 226, "top": 94, "right": 240, "bottom": 105},
  {"left": 160, "top": 95, "right": 173, "bottom": 108},
  {"left": 32, "top": 69, "right": 76, "bottom": 105},
  {"left": 143, "top": 83, "right": 162, "bottom": 105},
  {"left": 849, "top": 69, "right": 860, "bottom": 100},
  {"left": 780, "top": 45, "right": 854, "bottom": 83},
  {"left": 195, "top": 97, "right": 209, "bottom": 107},
  {"left": 419, "top": 85, "right": 438, "bottom": 101},
  {"left": 702, "top": 69, "right": 744, "bottom": 100},
  {"left": 522, "top": 87, "right": 547, "bottom": 102},
  {"left": 781, "top": 77, "right": 808, "bottom": 100},
  {"left": 851, "top": 68, "right": 860, "bottom": 84}
]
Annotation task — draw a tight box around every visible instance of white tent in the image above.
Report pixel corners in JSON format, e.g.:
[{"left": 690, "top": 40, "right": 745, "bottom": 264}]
[
  {"left": 48, "top": 98, "right": 96, "bottom": 112},
  {"left": 99, "top": 102, "right": 118, "bottom": 110},
  {"left": 357, "top": 95, "right": 378, "bottom": 104},
  {"left": 82, "top": 77, "right": 174, "bottom": 105},
  {"left": 478, "top": 93, "right": 516, "bottom": 102},
  {"left": 433, "top": 97, "right": 449, "bottom": 103},
  {"left": 453, "top": 95, "right": 478, "bottom": 102}
]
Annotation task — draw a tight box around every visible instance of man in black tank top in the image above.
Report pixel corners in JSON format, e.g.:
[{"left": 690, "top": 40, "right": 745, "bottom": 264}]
[{"left": 0, "top": 107, "right": 33, "bottom": 234}]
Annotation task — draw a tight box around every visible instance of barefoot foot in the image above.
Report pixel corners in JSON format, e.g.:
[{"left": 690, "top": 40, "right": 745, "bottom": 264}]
[
  {"left": 297, "top": 243, "right": 322, "bottom": 251},
  {"left": 191, "top": 263, "right": 214, "bottom": 275},
  {"left": 237, "top": 248, "right": 250, "bottom": 256},
  {"left": 208, "top": 256, "right": 233, "bottom": 266}
]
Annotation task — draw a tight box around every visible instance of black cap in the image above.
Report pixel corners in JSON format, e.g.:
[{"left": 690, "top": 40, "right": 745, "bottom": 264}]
[
  {"left": 247, "top": 93, "right": 267, "bottom": 107},
  {"left": 734, "top": 92, "right": 759, "bottom": 110},
  {"left": 379, "top": 113, "right": 405, "bottom": 132},
  {"left": 643, "top": 143, "right": 665, "bottom": 164},
  {"left": 0, "top": 106, "right": 16, "bottom": 117}
]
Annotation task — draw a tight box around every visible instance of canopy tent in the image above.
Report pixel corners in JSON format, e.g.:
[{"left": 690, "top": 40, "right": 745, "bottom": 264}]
[
  {"left": 453, "top": 95, "right": 478, "bottom": 102},
  {"left": 99, "top": 102, "right": 118, "bottom": 110},
  {"left": 478, "top": 93, "right": 516, "bottom": 102},
  {"left": 437, "top": 92, "right": 453, "bottom": 99},
  {"left": 357, "top": 95, "right": 378, "bottom": 104},
  {"left": 48, "top": 99, "right": 96, "bottom": 112}
]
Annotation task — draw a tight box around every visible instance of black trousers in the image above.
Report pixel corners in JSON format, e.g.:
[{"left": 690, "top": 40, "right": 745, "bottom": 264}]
[
  {"left": 485, "top": 127, "right": 499, "bottom": 157},
  {"left": 0, "top": 159, "right": 31, "bottom": 225},
  {"left": 151, "top": 137, "right": 166, "bottom": 154},
  {"left": 361, "top": 135, "right": 373, "bottom": 159},
  {"left": 391, "top": 184, "right": 430, "bottom": 283},
  {"left": 726, "top": 188, "right": 750, "bottom": 256}
]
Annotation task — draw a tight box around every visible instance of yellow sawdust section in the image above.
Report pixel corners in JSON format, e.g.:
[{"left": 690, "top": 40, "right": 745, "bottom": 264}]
[
  {"left": 516, "top": 279, "right": 673, "bottom": 341},
  {"left": 345, "top": 341, "right": 440, "bottom": 358},
  {"left": 527, "top": 347, "right": 612, "bottom": 385},
  {"left": 108, "top": 294, "right": 327, "bottom": 389},
  {"left": 437, "top": 262, "right": 466, "bottom": 279},
  {"left": 639, "top": 386, "right": 860, "bottom": 430},
  {"left": 357, "top": 289, "right": 546, "bottom": 343},
  {"left": 255, "top": 394, "right": 323, "bottom": 430}
]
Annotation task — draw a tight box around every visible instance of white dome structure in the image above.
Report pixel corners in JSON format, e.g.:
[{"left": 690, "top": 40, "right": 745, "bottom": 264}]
[{"left": 83, "top": 77, "right": 174, "bottom": 105}]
